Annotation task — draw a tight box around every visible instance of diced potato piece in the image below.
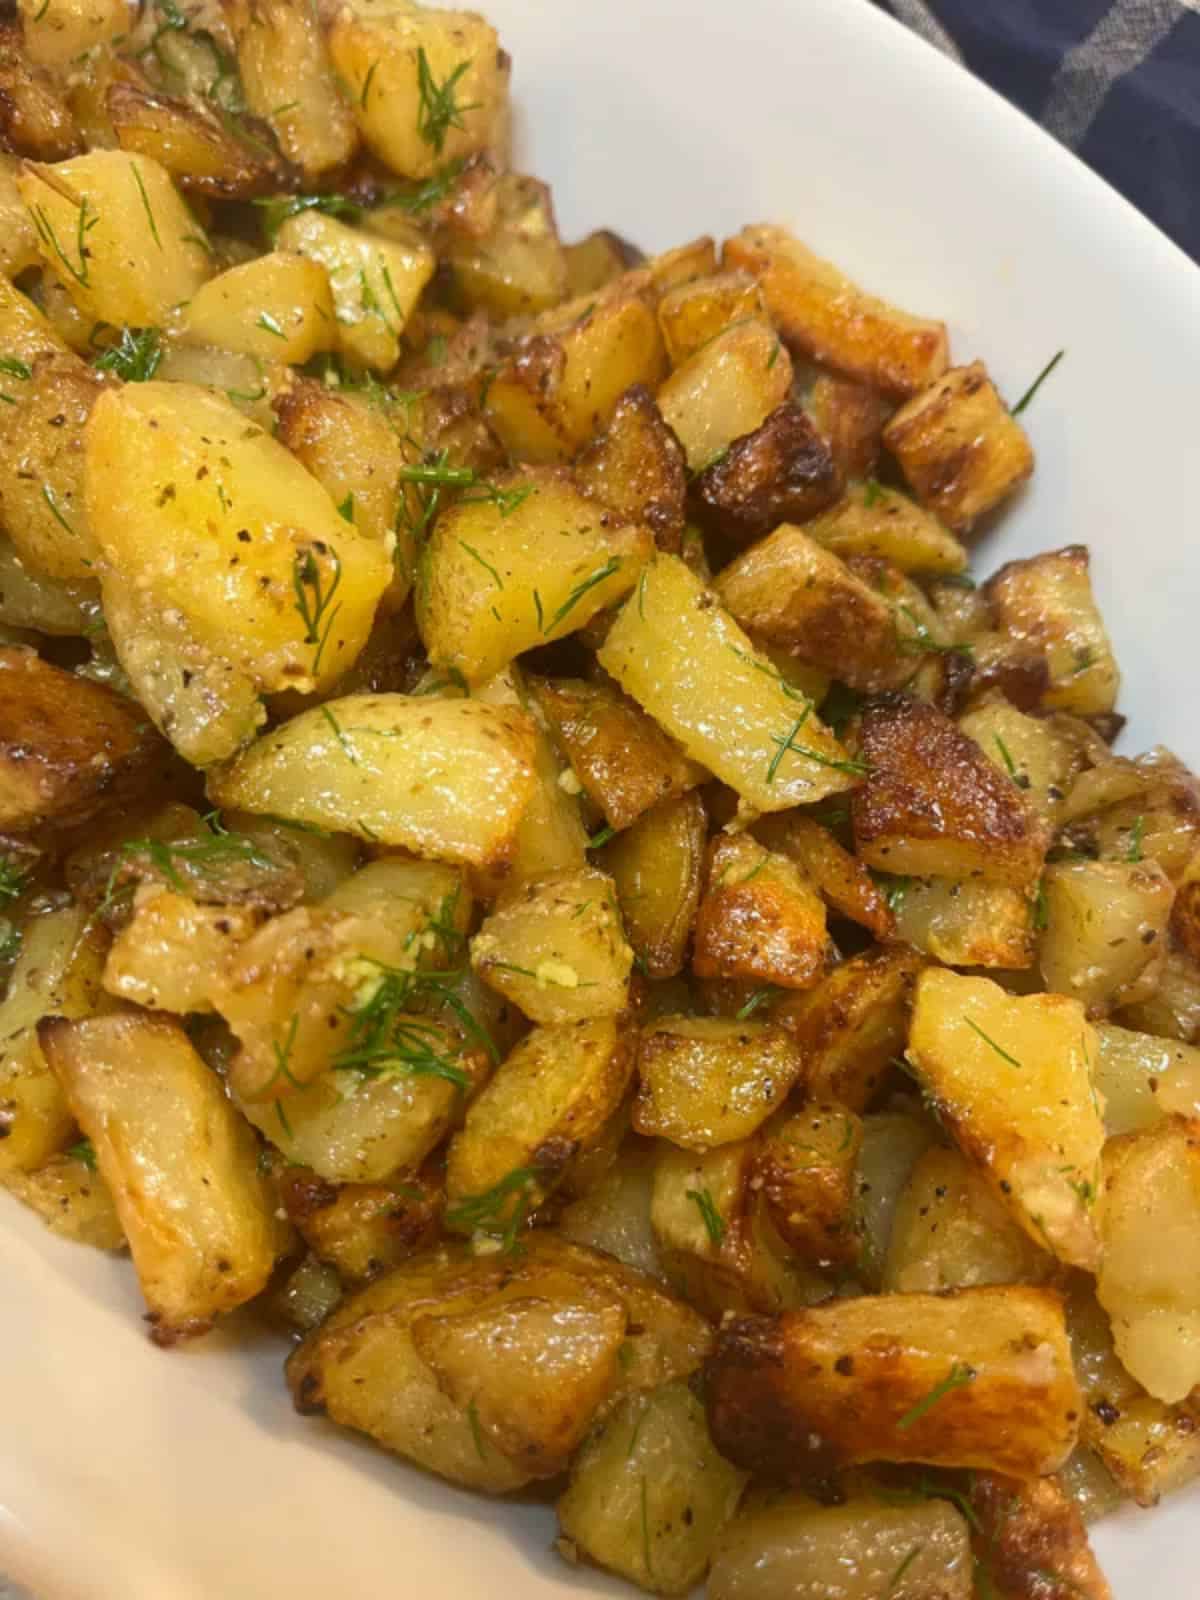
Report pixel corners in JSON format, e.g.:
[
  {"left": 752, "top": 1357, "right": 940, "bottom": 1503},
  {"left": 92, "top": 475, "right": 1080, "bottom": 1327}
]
[
  {"left": 855, "top": 1109, "right": 938, "bottom": 1288},
  {"left": 882, "top": 363, "right": 1034, "bottom": 532},
  {"left": 485, "top": 286, "right": 666, "bottom": 463},
  {"left": 557, "top": 1381, "right": 746, "bottom": 1596},
  {"left": 724, "top": 224, "right": 948, "bottom": 397},
  {"left": 445, "top": 1016, "right": 634, "bottom": 1230},
  {"left": 1058, "top": 1448, "right": 1124, "bottom": 1526},
  {"left": 1117, "top": 941, "right": 1200, "bottom": 1042},
  {"left": 633, "top": 1017, "right": 803, "bottom": 1150},
  {"left": 852, "top": 695, "right": 1047, "bottom": 887},
  {"left": 558, "top": 1146, "right": 664, "bottom": 1281},
  {"left": 1039, "top": 858, "right": 1173, "bottom": 1015},
  {"left": 280, "top": 1168, "right": 441, "bottom": 1282},
  {"left": 958, "top": 693, "right": 1084, "bottom": 825},
  {"left": 708, "top": 1489, "right": 974, "bottom": 1600},
  {"left": 18, "top": 0, "right": 128, "bottom": 69},
  {"left": 603, "top": 792, "right": 705, "bottom": 979},
  {"left": 1097, "top": 1117, "right": 1200, "bottom": 1403},
  {"left": 1093, "top": 1021, "right": 1200, "bottom": 1136},
  {"left": 691, "top": 402, "right": 842, "bottom": 544},
  {"left": 0, "top": 905, "right": 105, "bottom": 1175},
  {"left": 40, "top": 1013, "right": 283, "bottom": 1343},
  {"left": 223, "top": 0, "right": 359, "bottom": 180},
  {"left": 417, "top": 469, "right": 651, "bottom": 685},
  {"left": 0, "top": 646, "right": 163, "bottom": 831},
  {"left": 564, "top": 229, "right": 636, "bottom": 297},
  {"left": 755, "top": 813, "right": 894, "bottom": 938},
  {"left": 105, "top": 81, "right": 286, "bottom": 201},
  {"left": 0, "top": 352, "right": 102, "bottom": 580},
  {"left": 656, "top": 315, "right": 791, "bottom": 471},
  {"left": 715, "top": 524, "right": 910, "bottom": 690},
  {"left": 2, "top": 1150, "right": 124, "bottom": 1250},
  {"left": 984, "top": 547, "right": 1119, "bottom": 716},
  {"left": 773, "top": 945, "right": 922, "bottom": 1110},
  {"left": 327, "top": 3, "right": 503, "bottom": 181},
  {"left": 884, "top": 1145, "right": 1051, "bottom": 1293},
  {"left": 890, "top": 876, "right": 1036, "bottom": 969},
  {"left": 575, "top": 383, "right": 688, "bottom": 553},
  {"left": 276, "top": 210, "right": 433, "bottom": 371},
  {"left": 807, "top": 373, "right": 891, "bottom": 481},
  {"left": 0, "top": 538, "right": 97, "bottom": 636},
  {"left": 968, "top": 1472, "right": 1112, "bottom": 1600},
  {"left": 643, "top": 236, "right": 718, "bottom": 296},
  {"left": 86, "top": 383, "right": 390, "bottom": 701},
  {"left": 692, "top": 833, "right": 828, "bottom": 990},
  {"left": 470, "top": 868, "right": 633, "bottom": 1023},
  {"left": 1060, "top": 747, "right": 1200, "bottom": 882},
  {"left": 210, "top": 693, "right": 535, "bottom": 863},
  {"left": 0, "top": 155, "right": 41, "bottom": 279},
  {"left": 907, "top": 968, "right": 1104, "bottom": 1270},
  {"left": 532, "top": 675, "right": 703, "bottom": 831},
  {"left": 598, "top": 555, "right": 862, "bottom": 814},
  {"left": 758, "top": 1104, "right": 863, "bottom": 1268},
  {"left": 180, "top": 253, "right": 334, "bottom": 364},
  {"left": 656, "top": 269, "right": 764, "bottom": 366},
  {"left": 444, "top": 172, "right": 568, "bottom": 317},
  {"left": 706, "top": 1287, "right": 1081, "bottom": 1478},
  {"left": 0, "top": 282, "right": 73, "bottom": 405},
  {"left": 0, "top": 20, "right": 80, "bottom": 161},
  {"left": 18, "top": 151, "right": 210, "bottom": 326},
  {"left": 102, "top": 886, "right": 263, "bottom": 1016},
  {"left": 802, "top": 480, "right": 967, "bottom": 575}
]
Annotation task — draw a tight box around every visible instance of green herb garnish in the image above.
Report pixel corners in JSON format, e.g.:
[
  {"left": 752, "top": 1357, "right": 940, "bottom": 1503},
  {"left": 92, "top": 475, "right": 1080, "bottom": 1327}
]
[
  {"left": 94, "top": 326, "right": 163, "bottom": 382},
  {"left": 415, "top": 48, "right": 480, "bottom": 155},
  {"left": 292, "top": 544, "right": 343, "bottom": 675},
  {"left": 1011, "top": 349, "right": 1064, "bottom": 416},
  {"left": 1126, "top": 815, "right": 1145, "bottom": 864},
  {"left": 542, "top": 558, "right": 621, "bottom": 635},
  {"left": 686, "top": 1186, "right": 726, "bottom": 1247},
  {"left": 896, "top": 1363, "right": 976, "bottom": 1430}
]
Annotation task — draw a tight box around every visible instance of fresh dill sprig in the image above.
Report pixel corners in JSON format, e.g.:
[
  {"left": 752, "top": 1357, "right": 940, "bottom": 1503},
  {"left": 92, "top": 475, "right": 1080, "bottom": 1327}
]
[
  {"left": 964, "top": 1017, "right": 1023, "bottom": 1069},
  {"left": 415, "top": 48, "right": 480, "bottom": 155},
  {"left": 445, "top": 1166, "right": 541, "bottom": 1252},
  {"left": 292, "top": 545, "right": 343, "bottom": 675},
  {"left": 99, "top": 812, "right": 275, "bottom": 913},
  {"left": 94, "top": 327, "right": 163, "bottom": 382},
  {"left": 1011, "top": 349, "right": 1065, "bottom": 416},
  {"left": 686, "top": 1186, "right": 726, "bottom": 1247}
]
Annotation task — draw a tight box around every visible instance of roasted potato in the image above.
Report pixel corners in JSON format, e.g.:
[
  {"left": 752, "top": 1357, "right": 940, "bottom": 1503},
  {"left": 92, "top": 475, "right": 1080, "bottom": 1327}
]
[
  {"left": 692, "top": 833, "right": 829, "bottom": 990},
  {"left": 983, "top": 546, "right": 1119, "bottom": 716},
  {"left": 656, "top": 314, "right": 791, "bottom": 471},
  {"left": 757, "top": 1103, "right": 863, "bottom": 1268},
  {"left": 1038, "top": 857, "right": 1174, "bottom": 1015},
  {"left": 633, "top": 1016, "right": 803, "bottom": 1150},
  {"left": 889, "top": 875, "right": 1037, "bottom": 969},
  {"left": 574, "top": 383, "right": 687, "bottom": 553},
  {"left": 801, "top": 480, "right": 967, "bottom": 576},
  {"left": 691, "top": 403, "right": 842, "bottom": 542},
  {"left": 968, "top": 1471, "right": 1112, "bottom": 1600},
  {"left": 180, "top": 252, "right": 335, "bottom": 363},
  {"left": 602, "top": 791, "right": 706, "bottom": 979},
  {"left": 2, "top": 1147, "right": 124, "bottom": 1251}
]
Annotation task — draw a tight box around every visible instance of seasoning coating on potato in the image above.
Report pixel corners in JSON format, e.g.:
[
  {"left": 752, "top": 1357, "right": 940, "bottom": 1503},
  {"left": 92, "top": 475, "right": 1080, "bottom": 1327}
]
[
  {"left": 852, "top": 694, "right": 1048, "bottom": 887},
  {"left": 598, "top": 555, "right": 862, "bottom": 814},
  {"left": 706, "top": 1287, "right": 1081, "bottom": 1480},
  {"left": 692, "top": 403, "right": 842, "bottom": 543},
  {"left": 984, "top": 546, "right": 1119, "bottom": 716},
  {"left": 1096, "top": 1117, "right": 1200, "bottom": 1403},
  {"left": 693, "top": 834, "right": 829, "bottom": 990},
  {"left": 2, "top": 1150, "right": 124, "bottom": 1251},
  {"left": 890, "top": 875, "right": 1036, "bottom": 968},
  {"left": 1092, "top": 1021, "right": 1200, "bottom": 1136},
  {"left": 40, "top": 1012, "right": 283, "bottom": 1343},
  {"left": 1038, "top": 858, "right": 1173, "bottom": 1016},
  {"left": 210, "top": 694, "right": 536, "bottom": 863},
  {"left": 280, "top": 1168, "right": 441, "bottom": 1282},
  {"left": 656, "top": 269, "right": 765, "bottom": 366},
  {"left": 0, "top": 163, "right": 42, "bottom": 284},
  {"left": 968, "top": 1471, "right": 1112, "bottom": 1600},
  {"left": 603, "top": 792, "right": 706, "bottom": 979},
  {"left": 0, "top": 352, "right": 103, "bottom": 580},
  {"left": 18, "top": 151, "right": 210, "bottom": 325},
  {"left": 773, "top": 944, "right": 922, "bottom": 1110},
  {"left": 445, "top": 1016, "right": 634, "bottom": 1227},
  {"left": 802, "top": 480, "right": 967, "bottom": 576},
  {"left": 708, "top": 1490, "right": 974, "bottom": 1600},
  {"left": 755, "top": 813, "right": 894, "bottom": 938},
  {"left": 105, "top": 81, "right": 286, "bottom": 200},
  {"left": 884, "top": 1145, "right": 1052, "bottom": 1293},
  {"left": 807, "top": 373, "right": 891, "bottom": 481},
  {"left": 86, "top": 383, "right": 390, "bottom": 699},
  {"left": 958, "top": 693, "right": 1084, "bottom": 825},
  {"left": 557, "top": 1380, "right": 748, "bottom": 1596},
  {"left": 0, "top": 646, "right": 165, "bottom": 831},
  {"left": 470, "top": 868, "right": 633, "bottom": 1023},
  {"left": 724, "top": 224, "right": 948, "bottom": 397},
  {"left": 181, "top": 253, "right": 335, "bottom": 363},
  {"left": 907, "top": 968, "right": 1104, "bottom": 1270},
  {"left": 102, "top": 886, "right": 264, "bottom": 1016},
  {"left": 882, "top": 362, "right": 1034, "bottom": 532},
  {"left": 656, "top": 315, "right": 792, "bottom": 471},
  {"left": 574, "top": 384, "right": 687, "bottom": 553},
  {"left": 758, "top": 1103, "right": 863, "bottom": 1267},
  {"left": 418, "top": 470, "right": 651, "bottom": 685},
  {"left": 633, "top": 1017, "right": 803, "bottom": 1150}
]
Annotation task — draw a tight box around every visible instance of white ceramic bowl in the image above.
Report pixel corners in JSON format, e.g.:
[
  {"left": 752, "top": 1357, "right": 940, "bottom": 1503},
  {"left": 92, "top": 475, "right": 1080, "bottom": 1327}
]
[{"left": 3, "top": 2, "right": 1199, "bottom": 1595}]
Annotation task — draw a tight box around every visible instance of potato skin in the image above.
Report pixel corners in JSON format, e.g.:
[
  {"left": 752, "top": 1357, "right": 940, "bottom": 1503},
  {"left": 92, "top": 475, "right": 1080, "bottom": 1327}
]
[
  {"left": 574, "top": 382, "right": 687, "bottom": 552},
  {"left": 692, "top": 402, "right": 842, "bottom": 543},
  {"left": 705, "top": 1287, "right": 1081, "bottom": 1483},
  {"left": 692, "top": 833, "right": 829, "bottom": 991}
]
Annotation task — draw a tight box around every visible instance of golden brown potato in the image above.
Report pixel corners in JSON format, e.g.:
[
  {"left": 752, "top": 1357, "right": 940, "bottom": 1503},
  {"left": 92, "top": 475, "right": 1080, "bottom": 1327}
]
[
  {"left": 0, "top": 156, "right": 40, "bottom": 280},
  {"left": 470, "top": 868, "right": 633, "bottom": 1024},
  {"left": 0, "top": 22, "right": 81, "bottom": 160},
  {"left": 889, "top": 875, "right": 1036, "bottom": 969},
  {"left": 691, "top": 403, "right": 842, "bottom": 543},
  {"left": 574, "top": 384, "right": 687, "bottom": 553},
  {"left": 1038, "top": 858, "right": 1174, "bottom": 1015},
  {"left": 102, "top": 886, "right": 264, "bottom": 1015},
  {"left": 564, "top": 229, "right": 638, "bottom": 297},
  {"left": 907, "top": 968, "right": 1104, "bottom": 1271},
  {"left": 958, "top": 692, "right": 1087, "bottom": 826},
  {"left": 807, "top": 373, "right": 892, "bottom": 482},
  {"left": 531, "top": 675, "right": 703, "bottom": 831},
  {"left": 692, "top": 833, "right": 829, "bottom": 990},
  {"left": 443, "top": 172, "right": 568, "bottom": 317},
  {"left": 656, "top": 268, "right": 764, "bottom": 366},
  {"left": 983, "top": 546, "right": 1119, "bottom": 717},
  {"left": 753, "top": 813, "right": 894, "bottom": 939},
  {"left": 882, "top": 363, "right": 1034, "bottom": 533},
  {"left": 557, "top": 1380, "right": 747, "bottom": 1595},
  {"left": 603, "top": 792, "right": 705, "bottom": 980},
  {"left": 1092, "top": 1020, "right": 1200, "bottom": 1137},
  {"left": 19, "top": 0, "right": 128, "bottom": 69},
  {"left": 633, "top": 1017, "right": 803, "bottom": 1150},
  {"left": 643, "top": 236, "right": 718, "bottom": 296},
  {"left": 0, "top": 350, "right": 102, "bottom": 580},
  {"left": 968, "top": 1472, "right": 1112, "bottom": 1600},
  {"left": 705, "top": 1287, "right": 1081, "bottom": 1480},
  {"left": 723, "top": 224, "right": 948, "bottom": 397},
  {"left": 279, "top": 1166, "right": 441, "bottom": 1283},
  {"left": 801, "top": 480, "right": 967, "bottom": 576},
  {"left": 106, "top": 81, "right": 285, "bottom": 199},
  {"left": 656, "top": 314, "right": 791, "bottom": 471},
  {"left": 772, "top": 944, "right": 922, "bottom": 1110},
  {"left": 2, "top": 1149, "right": 124, "bottom": 1251},
  {"left": 40, "top": 1012, "right": 284, "bottom": 1343},
  {"left": 851, "top": 694, "right": 1048, "bottom": 887},
  {"left": 757, "top": 1103, "right": 863, "bottom": 1268},
  {"left": 1060, "top": 747, "right": 1200, "bottom": 883},
  {"left": 180, "top": 252, "right": 335, "bottom": 364}
]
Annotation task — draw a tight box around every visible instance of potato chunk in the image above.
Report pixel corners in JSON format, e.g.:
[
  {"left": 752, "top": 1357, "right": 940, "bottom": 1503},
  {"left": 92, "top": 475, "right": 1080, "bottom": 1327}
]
[
  {"left": 706, "top": 1287, "right": 1080, "bottom": 1479},
  {"left": 20, "top": 0, "right": 129, "bottom": 71},
  {"left": 40, "top": 1013, "right": 283, "bottom": 1343},
  {"left": 723, "top": 224, "right": 948, "bottom": 396},
  {"left": 602, "top": 792, "right": 706, "bottom": 979},
  {"left": 754, "top": 813, "right": 894, "bottom": 938},
  {"left": 1093, "top": 1020, "right": 1200, "bottom": 1136},
  {"left": 1038, "top": 858, "right": 1174, "bottom": 1015},
  {"left": 18, "top": 152, "right": 210, "bottom": 326},
  {"left": 889, "top": 876, "right": 1036, "bottom": 969},
  {"left": 210, "top": 694, "right": 536, "bottom": 864},
  {"left": 692, "top": 833, "right": 829, "bottom": 990},
  {"left": 852, "top": 694, "right": 1047, "bottom": 887},
  {"left": 470, "top": 868, "right": 633, "bottom": 1023},
  {"left": 102, "top": 887, "right": 264, "bottom": 1016},
  {"left": 757, "top": 1104, "right": 863, "bottom": 1268},
  {"left": 801, "top": 480, "right": 967, "bottom": 576},
  {"left": 0, "top": 351, "right": 102, "bottom": 580},
  {"left": 882, "top": 362, "right": 1034, "bottom": 532},
  {"left": 442, "top": 172, "right": 568, "bottom": 317},
  {"left": 656, "top": 315, "right": 791, "bottom": 471},
  {"left": 906, "top": 968, "right": 1104, "bottom": 1270},
  {"left": 656, "top": 268, "right": 764, "bottom": 366},
  {"left": 633, "top": 1017, "right": 803, "bottom": 1150},
  {"left": 0, "top": 22, "right": 80, "bottom": 161},
  {"left": 598, "top": 555, "right": 863, "bottom": 814},
  {"left": 574, "top": 383, "right": 687, "bottom": 553},
  {"left": 2, "top": 1150, "right": 123, "bottom": 1251},
  {"left": 558, "top": 1380, "right": 747, "bottom": 1596},
  {"left": 984, "top": 546, "right": 1119, "bottom": 716},
  {"left": 180, "top": 253, "right": 335, "bottom": 364},
  {"left": 691, "top": 402, "right": 842, "bottom": 542},
  {"left": 968, "top": 1472, "right": 1112, "bottom": 1600}
]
